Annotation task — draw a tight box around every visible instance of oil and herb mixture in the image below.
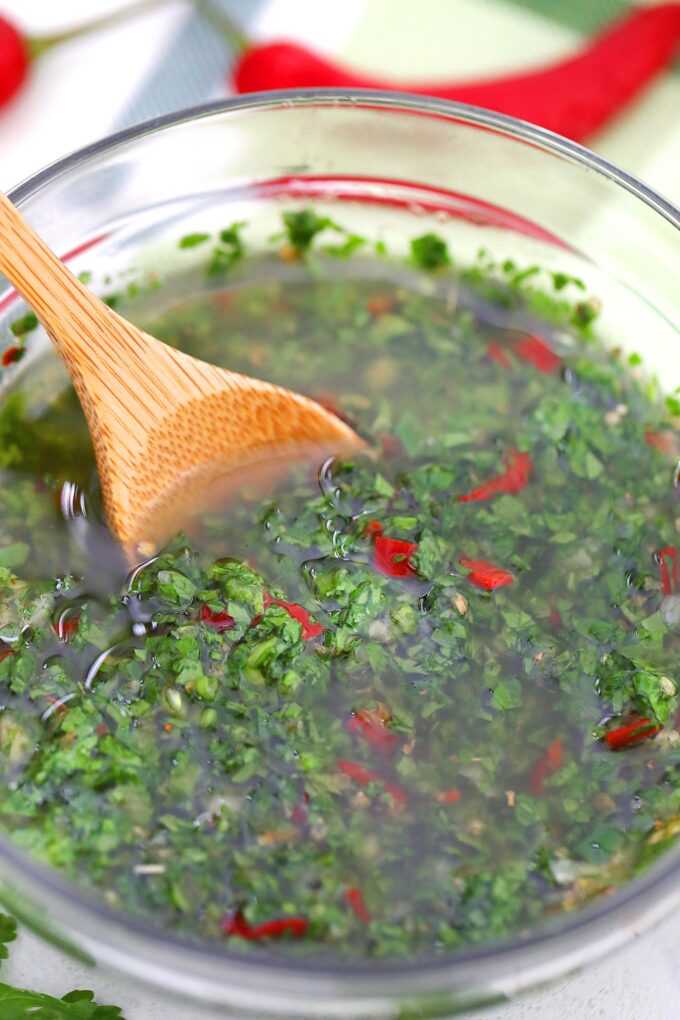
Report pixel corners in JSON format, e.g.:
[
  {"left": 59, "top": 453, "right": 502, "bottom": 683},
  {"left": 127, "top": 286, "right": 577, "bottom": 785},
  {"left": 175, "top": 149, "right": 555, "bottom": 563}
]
[{"left": 1, "top": 210, "right": 680, "bottom": 959}]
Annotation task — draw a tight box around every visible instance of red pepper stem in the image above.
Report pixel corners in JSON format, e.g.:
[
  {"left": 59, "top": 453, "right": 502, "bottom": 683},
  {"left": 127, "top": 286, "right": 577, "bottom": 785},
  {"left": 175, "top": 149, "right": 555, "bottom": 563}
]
[
  {"left": 27, "top": 0, "right": 167, "bottom": 61},
  {"left": 196, "top": 0, "right": 251, "bottom": 54}
]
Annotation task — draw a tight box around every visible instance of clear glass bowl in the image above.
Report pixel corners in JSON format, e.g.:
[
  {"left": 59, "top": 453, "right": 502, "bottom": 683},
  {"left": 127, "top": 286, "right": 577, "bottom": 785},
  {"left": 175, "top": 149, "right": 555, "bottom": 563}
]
[{"left": 1, "top": 91, "right": 679, "bottom": 1019}]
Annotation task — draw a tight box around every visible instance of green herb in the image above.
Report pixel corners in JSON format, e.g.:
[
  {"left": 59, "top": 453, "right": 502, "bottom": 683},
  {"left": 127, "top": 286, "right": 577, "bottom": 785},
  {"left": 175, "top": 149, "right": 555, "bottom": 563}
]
[{"left": 410, "top": 233, "right": 451, "bottom": 271}]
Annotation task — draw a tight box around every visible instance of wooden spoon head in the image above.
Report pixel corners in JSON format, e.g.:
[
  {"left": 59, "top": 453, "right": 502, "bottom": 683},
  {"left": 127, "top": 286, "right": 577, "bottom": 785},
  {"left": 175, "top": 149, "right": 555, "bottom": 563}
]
[{"left": 83, "top": 334, "right": 363, "bottom": 553}]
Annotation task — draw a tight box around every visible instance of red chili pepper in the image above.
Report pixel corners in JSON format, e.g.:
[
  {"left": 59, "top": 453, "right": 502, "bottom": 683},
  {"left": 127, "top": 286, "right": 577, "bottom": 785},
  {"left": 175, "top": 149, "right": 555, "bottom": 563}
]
[
  {"left": 364, "top": 519, "right": 385, "bottom": 538},
  {"left": 163, "top": 723, "right": 173, "bottom": 732},
  {"left": 604, "top": 717, "right": 661, "bottom": 750},
  {"left": 95, "top": 723, "right": 109, "bottom": 738},
  {"left": 435, "top": 788, "right": 462, "bottom": 804},
  {"left": 263, "top": 592, "right": 324, "bottom": 639},
  {"left": 645, "top": 430, "right": 675, "bottom": 454},
  {"left": 373, "top": 535, "right": 419, "bottom": 579},
  {"left": 346, "top": 707, "right": 400, "bottom": 755},
  {"left": 486, "top": 341, "right": 511, "bottom": 369},
  {"left": 223, "top": 909, "right": 309, "bottom": 940},
  {"left": 366, "top": 293, "right": 395, "bottom": 317},
  {"left": 230, "top": 6, "right": 680, "bottom": 143},
  {"left": 658, "top": 547, "right": 679, "bottom": 597},
  {"left": 53, "top": 615, "right": 79, "bottom": 642},
  {"left": 345, "top": 887, "right": 372, "bottom": 924},
  {"left": 1, "top": 345, "right": 25, "bottom": 368},
  {"left": 0, "top": 647, "right": 15, "bottom": 662},
  {"left": 458, "top": 448, "right": 532, "bottom": 503},
  {"left": 337, "top": 760, "right": 407, "bottom": 806},
  {"left": 459, "top": 557, "right": 513, "bottom": 591},
  {"left": 530, "top": 737, "right": 564, "bottom": 795},
  {"left": 513, "top": 335, "right": 561, "bottom": 374},
  {"left": 200, "top": 604, "right": 236, "bottom": 633}
]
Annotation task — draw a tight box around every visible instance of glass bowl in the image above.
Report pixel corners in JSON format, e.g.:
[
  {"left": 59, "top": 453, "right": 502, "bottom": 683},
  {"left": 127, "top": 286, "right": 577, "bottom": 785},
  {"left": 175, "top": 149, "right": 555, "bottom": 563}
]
[{"left": 1, "top": 91, "right": 679, "bottom": 1019}]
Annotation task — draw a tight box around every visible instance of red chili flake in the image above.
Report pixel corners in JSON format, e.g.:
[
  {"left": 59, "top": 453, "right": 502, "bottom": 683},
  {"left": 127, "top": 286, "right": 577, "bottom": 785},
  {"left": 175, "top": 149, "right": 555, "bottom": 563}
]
[
  {"left": 458, "top": 448, "right": 532, "bottom": 503},
  {"left": 486, "top": 341, "right": 511, "bottom": 369},
  {"left": 364, "top": 519, "right": 384, "bottom": 538},
  {"left": 0, "top": 647, "right": 15, "bottom": 662},
  {"left": 513, "top": 334, "right": 561, "bottom": 373},
  {"left": 373, "top": 535, "right": 419, "bottom": 579},
  {"left": 549, "top": 608, "right": 563, "bottom": 630},
  {"left": 530, "top": 737, "right": 564, "bottom": 795},
  {"left": 459, "top": 557, "right": 513, "bottom": 591},
  {"left": 291, "top": 792, "right": 310, "bottom": 827},
  {"left": 53, "top": 615, "right": 79, "bottom": 642},
  {"left": 345, "top": 887, "right": 372, "bottom": 924},
  {"left": 366, "top": 293, "right": 395, "bottom": 317},
  {"left": 346, "top": 707, "right": 400, "bottom": 755},
  {"left": 1, "top": 345, "right": 24, "bottom": 368},
  {"left": 163, "top": 723, "right": 173, "bottom": 732},
  {"left": 336, "top": 760, "right": 407, "bottom": 807},
  {"left": 222, "top": 909, "right": 308, "bottom": 940},
  {"left": 658, "top": 546, "right": 679, "bottom": 597},
  {"left": 263, "top": 592, "right": 324, "bottom": 639},
  {"left": 645, "top": 430, "right": 675, "bottom": 453},
  {"left": 95, "top": 724, "right": 108, "bottom": 738},
  {"left": 604, "top": 717, "right": 661, "bottom": 750},
  {"left": 435, "top": 788, "right": 462, "bottom": 804},
  {"left": 200, "top": 604, "right": 236, "bottom": 633}
]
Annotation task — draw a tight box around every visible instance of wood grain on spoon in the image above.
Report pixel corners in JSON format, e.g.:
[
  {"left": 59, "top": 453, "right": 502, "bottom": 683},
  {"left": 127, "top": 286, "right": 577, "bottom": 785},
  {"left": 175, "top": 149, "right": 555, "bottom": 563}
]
[{"left": 0, "top": 191, "right": 362, "bottom": 551}]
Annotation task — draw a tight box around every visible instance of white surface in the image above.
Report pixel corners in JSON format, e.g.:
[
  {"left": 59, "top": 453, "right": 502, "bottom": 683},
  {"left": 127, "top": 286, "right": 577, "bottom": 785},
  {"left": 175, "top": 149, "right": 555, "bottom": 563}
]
[{"left": 0, "top": 1, "right": 679, "bottom": 1017}]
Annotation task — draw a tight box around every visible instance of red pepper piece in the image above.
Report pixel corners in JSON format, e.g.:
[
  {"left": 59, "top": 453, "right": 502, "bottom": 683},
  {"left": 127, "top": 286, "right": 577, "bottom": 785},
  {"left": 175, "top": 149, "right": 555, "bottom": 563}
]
[
  {"left": 263, "top": 592, "right": 324, "bottom": 639},
  {"left": 345, "top": 887, "right": 372, "bottom": 924},
  {"left": 486, "top": 341, "right": 511, "bottom": 369},
  {"left": 336, "top": 760, "right": 407, "bottom": 806},
  {"left": 645, "top": 430, "right": 675, "bottom": 454},
  {"left": 1, "top": 345, "right": 24, "bottom": 368},
  {"left": 95, "top": 723, "right": 109, "bottom": 738},
  {"left": 366, "top": 293, "right": 395, "bottom": 317},
  {"left": 658, "top": 547, "right": 679, "bottom": 597},
  {"left": 223, "top": 909, "right": 309, "bottom": 940},
  {"left": 530, "top": 737, "right": 564, "bottom": 795},
  {"left": 364, "top": 519, "right": 384, "bottom": 538},
  {"left": 458, "top": 448, "right": 532, "bottom": 503},
  {"left": 459, "top": 557, "right": 513, "bottom": 591},
  {"left": 435, "top": 788, "right": 462, "bottom": 804},
  {"left": 200, "top": 604, "right": 236, "bottom": 633},
  {"left": 232, "top": 6, "right": 680, "bottom": 144},
  {"left": 373, "top": 535, "right": 419, "bottom": 579},
  {"left": 549, "top": 608, "right": 563, "bottom": 630},
  {"left": 605, "top": 718, "right": 661, "bottom": 750},
  {"left": 53, "top": 615, "right": 79, "bottom": 642},
  {"left": 0, "top": 647, "right": 15, "bottom": 662},
  {"left": 346, "top": 707, "right": 400, "bottom": 755},
  {"left": 0, "top": 17, "right": 28, "bottom": 110},
  {"left": 513, "top": 335, "right": 561, "bottom": 373},
  {"left": 291, "top": 791, "right": 310, "bottom": 827}
]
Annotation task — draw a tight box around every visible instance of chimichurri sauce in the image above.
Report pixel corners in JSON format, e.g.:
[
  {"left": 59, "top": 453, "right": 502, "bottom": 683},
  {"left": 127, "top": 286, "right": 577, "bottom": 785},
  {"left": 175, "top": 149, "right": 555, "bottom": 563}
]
[{"left": 1, "top": 214, "right": 680, "bottom": 959}]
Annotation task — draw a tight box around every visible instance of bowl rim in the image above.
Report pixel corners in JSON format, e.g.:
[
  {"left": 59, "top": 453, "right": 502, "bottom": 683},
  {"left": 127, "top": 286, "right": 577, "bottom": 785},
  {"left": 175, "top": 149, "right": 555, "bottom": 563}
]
[{"left": 3, "top": 88, "right": 680, "bottom": 1001}]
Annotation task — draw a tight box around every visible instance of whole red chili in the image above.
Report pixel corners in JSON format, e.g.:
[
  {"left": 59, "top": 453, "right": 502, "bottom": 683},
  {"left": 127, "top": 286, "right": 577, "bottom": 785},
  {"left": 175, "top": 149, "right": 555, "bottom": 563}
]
[
  {"left": 530, "top": 737, "right": 564, "bottom": 795},
  {"left": 513, "top": 335, "right": 561, "bottom": 374},
  {"left": 345, "top": 887, "right": 372, "bottom": 924},
  {"left": 263, "top": 592, "right": 324, "bottom": 639},
  {"left": 604, "top": 718, "right": 661, "bottom": 750},
  {"left": 373, "top": 535, "right": 419, "bottom": 579},
  {"left": 657, "top": 547, "right": 679, "bottom": 597},
  {"left": 229, "top": 5, "right": 680, "bottom": 143},
  {"left": 346, "top": 707, "right": 400, "bottom": 755},
  {"left": 459, "top": 557, "right": 513, "bottom": 591},
  {"left": 458, "top": 448, "right": 532, "bottom": 503},
  {"left": 337, "top": 760, "right": 407, "bottom": 806},
  {"left": 200, "top": 604, "right": 236, "bottom": 633},
  {"left": 222, "top": 909, "right": 308, "bottom": 940}
]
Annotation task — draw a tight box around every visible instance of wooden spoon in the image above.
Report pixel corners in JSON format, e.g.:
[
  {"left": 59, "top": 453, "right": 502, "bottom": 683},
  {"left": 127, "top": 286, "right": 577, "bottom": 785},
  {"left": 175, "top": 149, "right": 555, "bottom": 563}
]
[{"left": 0, "top": 192, "right": 361, "bottom": 552}]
